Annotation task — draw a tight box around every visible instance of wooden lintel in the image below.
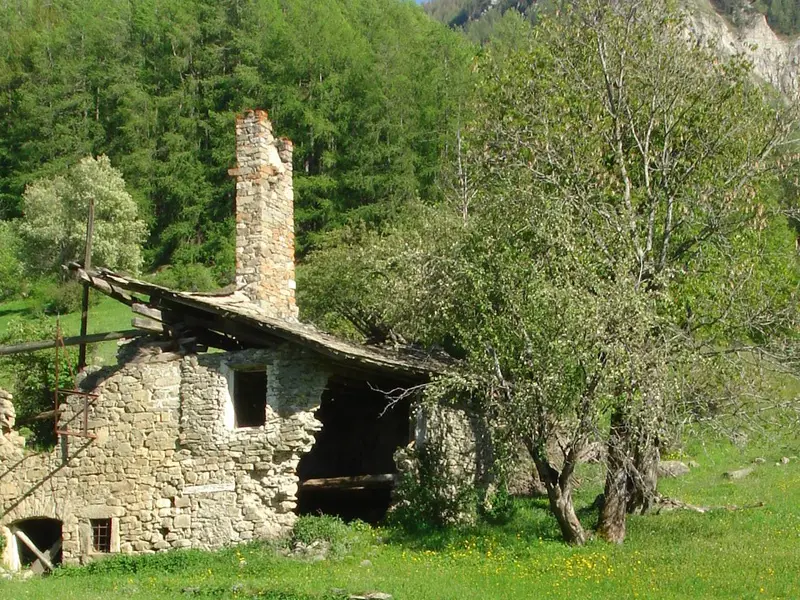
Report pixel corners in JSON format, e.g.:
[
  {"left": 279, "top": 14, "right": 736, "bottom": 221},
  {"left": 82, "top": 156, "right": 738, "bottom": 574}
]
[
  {"left": 300, "top": 474, "right": 396, "bottom": 490},
  {"left": 0, "top": 330, "right": 147, "bottom": 356}
]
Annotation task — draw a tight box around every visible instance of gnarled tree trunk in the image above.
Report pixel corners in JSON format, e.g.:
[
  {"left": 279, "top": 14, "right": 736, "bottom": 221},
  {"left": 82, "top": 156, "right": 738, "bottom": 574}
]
[
  {"left": 598, "top": 409, "right": 629, "bottom": 543},
  {"left": 527, "top": 441, "right": 586, "bottom": 545},
  {"left": 627, "top": 434, "right": 659, "bottom": 514}
]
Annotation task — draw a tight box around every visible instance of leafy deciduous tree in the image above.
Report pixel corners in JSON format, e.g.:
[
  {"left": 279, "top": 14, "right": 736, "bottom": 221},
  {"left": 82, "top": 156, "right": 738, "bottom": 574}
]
[
  {"left": 18, "top": 155, "right": 147, "bottom": 276},
  {"left": 303, "top": 0, "right": 800, "bottom": 544}
]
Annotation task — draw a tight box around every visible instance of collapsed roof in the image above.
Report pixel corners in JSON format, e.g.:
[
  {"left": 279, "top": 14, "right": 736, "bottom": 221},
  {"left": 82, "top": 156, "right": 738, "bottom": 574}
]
[{"left": 69, "top": 264, "right": 446, "bottom": 380}]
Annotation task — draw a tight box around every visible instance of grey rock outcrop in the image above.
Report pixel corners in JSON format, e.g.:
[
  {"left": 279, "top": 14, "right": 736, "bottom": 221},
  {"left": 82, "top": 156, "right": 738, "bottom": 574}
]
[{"left": 658, "top": 460, "right": 691, "bottom": 478}]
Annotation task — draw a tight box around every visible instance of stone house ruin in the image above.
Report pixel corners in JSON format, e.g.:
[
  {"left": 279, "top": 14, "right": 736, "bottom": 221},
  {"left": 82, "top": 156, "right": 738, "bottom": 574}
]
[{"left": 0, "top": 110, "right": 488, "bottom": 573}]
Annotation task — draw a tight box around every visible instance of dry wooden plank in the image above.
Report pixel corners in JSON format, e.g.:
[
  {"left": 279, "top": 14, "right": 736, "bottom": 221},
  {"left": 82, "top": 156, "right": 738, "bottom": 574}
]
[
  {"left": 300, "top": 474, "right": 396, "bottom": 490},
  {"left": 32, "top": 538, "right": 62, "bottom": 575},
  {"left": 69, "top": 265, "right": 136, "bottom": 305},
  {"left": 132, "top": 316, "right": 165, "bottom": 333},
  {"left": 12, "top": 528, "right": 54, "bottom": 572},
  {"left": 132, "top": 303, "right": 164, "bottom": 322}
]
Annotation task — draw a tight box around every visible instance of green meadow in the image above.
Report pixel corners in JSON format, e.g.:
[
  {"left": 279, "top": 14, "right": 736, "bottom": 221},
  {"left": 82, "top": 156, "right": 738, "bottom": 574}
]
[{"left": 1, "top": 436, "right": 797, "bottom": 600}]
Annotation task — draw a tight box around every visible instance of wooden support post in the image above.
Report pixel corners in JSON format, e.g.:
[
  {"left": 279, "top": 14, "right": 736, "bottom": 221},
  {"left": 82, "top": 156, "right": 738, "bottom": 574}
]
[
  {"left": 78, "top": 196, "right": 95, "bottom": 371},
  {"left": 12, "top": 527, "right": 55, "bottom": 572}
]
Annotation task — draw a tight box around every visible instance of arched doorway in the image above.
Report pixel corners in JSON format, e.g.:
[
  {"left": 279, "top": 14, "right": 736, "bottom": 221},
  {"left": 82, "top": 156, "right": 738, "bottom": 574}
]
[{"left": 9, "top": 518, "right": 62, "bottom": 573}]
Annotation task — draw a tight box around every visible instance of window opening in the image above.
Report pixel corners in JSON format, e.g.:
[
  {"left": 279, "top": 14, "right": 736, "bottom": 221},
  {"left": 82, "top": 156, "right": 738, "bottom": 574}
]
[
  {"left": 233, "top": 369, "right": 268, "bottom": 427},
  {"left": 91, "top": 518, "right": 112, "bottom": 553}
]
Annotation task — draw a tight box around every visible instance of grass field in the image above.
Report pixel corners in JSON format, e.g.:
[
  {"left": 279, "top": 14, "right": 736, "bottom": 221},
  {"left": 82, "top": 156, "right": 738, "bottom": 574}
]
[{"left": 1, "top": 436, "right": 798, "bottom": 600}]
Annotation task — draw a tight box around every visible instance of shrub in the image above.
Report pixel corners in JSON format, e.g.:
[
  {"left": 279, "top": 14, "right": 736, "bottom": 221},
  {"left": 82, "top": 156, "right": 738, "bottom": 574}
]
[
  {"left": 27, "top": 279, "right": 99, "bottom": 315},
  {"left": 290, "top": 515, "right": 370, "bottom": 557},
  {"left": 479, "top": 483, "right": 517, "bottom": 525},
  {"left": 146, "top": 263, "right": 220, "bottom": 293},
  {"left": 390, "top": 444, "right": 479, "bottom": 531},
  {"left": 54, "top": 549, "right": 211, "bottom": 577},
  {"left": 291, "top": 515, "right": 350, "bottom": 546},
  {"left": 0, "top": 317, "right": 78, "bottom": 449},
  {"left": 0, "top": 220, "right": 23, "bottom": 301}
]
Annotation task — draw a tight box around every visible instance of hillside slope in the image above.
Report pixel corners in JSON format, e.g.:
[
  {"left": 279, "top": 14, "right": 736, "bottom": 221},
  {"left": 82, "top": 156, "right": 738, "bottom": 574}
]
[
  {"left": 424, "top": 0, "right": 800, "bottom": 96},
  {"left": 690, "top": 1, "right": 800, "bottom": 97}
]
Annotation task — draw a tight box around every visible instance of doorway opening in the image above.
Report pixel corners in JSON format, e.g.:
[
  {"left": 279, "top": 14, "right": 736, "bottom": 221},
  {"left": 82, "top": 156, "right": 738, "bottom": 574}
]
[
  {"left": 296, "top": 374, "right": 412, "bottom": 523},
  {"left": 10, "top": 517, "right": 63, "bottom": 573}
]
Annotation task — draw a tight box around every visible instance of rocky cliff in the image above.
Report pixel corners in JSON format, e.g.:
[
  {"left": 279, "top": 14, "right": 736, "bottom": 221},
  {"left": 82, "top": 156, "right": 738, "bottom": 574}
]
[{"left": 688, "top": 2, "right": 800, "bottom": 97}]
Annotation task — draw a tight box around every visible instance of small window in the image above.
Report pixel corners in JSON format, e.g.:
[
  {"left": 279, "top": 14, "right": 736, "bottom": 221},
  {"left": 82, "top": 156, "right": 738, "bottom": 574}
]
[
  {"left": 91, "top": 519, "right": 111, "bottom": 553},
  {"left": 233, "top": 369, "right": 268, "bottom": 427}
]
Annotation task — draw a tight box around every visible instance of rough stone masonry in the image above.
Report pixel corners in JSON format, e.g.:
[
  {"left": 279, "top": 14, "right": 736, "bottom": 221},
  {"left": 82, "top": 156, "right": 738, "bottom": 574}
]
[
  {"left": 0, "top": 341, "right": 327, "bottom": 568},
  {"left": 230, "top": 109, "right": 299, "bottom": 321}
]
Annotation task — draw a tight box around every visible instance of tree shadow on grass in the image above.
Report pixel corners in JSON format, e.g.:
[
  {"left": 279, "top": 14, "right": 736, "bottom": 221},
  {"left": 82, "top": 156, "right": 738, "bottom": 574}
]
[
  {"left": 380, "top": 496, "right": 568, "bottom": 552},
  {"left": 0, "top": 305, "right": 35, "bottom": 319}
]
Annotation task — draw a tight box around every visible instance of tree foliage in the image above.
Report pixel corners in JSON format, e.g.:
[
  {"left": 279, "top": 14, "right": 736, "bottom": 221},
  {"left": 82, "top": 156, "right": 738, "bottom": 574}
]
[
  {"left": 0, "top": 318, "right": 77, "bottom": 449},
  {"left": 304, "top": 0, "right": 800, "bottom": 544},
  {"left": 18, "top": 155, "right": 147, "bottom": 276},
  {"left": 0, "top": 0, "right": 472, "bottom": 283},
  {"left": 0, "top": 220, "right": 22, "bottom": 300}
]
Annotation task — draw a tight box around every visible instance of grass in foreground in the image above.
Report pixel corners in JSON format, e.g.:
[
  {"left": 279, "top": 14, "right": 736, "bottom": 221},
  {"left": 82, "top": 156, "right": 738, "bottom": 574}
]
[{"left": 1, "top": 436, "right": 798, "bottom": 600}]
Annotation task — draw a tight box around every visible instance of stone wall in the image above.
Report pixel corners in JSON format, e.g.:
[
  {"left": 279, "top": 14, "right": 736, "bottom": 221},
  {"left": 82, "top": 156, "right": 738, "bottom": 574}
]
[
  {"left": 0, "top": 390, "right": 25, "bottom": 462},
  {"left": 0, "top": 340, "right": 328, "bottom": 569},
  {"left": 393, "top": 404, "right": 494, "bottom": 524},
  {"left": 230, "top": 109, "right": 298, "bottom": 321},
  {"left": 415, "top": 404, "right": 494, "bottom": 492}
]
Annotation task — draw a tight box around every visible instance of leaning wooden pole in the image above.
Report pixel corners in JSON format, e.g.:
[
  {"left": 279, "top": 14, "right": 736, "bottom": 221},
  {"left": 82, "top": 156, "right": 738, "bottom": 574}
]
[
  {"left": 78, "top": 196, "right": 95, "bottom": 370},
  {"left": 12, "top": 528, "right": 54, "bottom": 572}
]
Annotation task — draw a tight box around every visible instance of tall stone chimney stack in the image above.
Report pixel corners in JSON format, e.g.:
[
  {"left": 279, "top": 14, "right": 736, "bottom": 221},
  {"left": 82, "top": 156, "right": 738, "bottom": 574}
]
[{"left": 230, "top": 110, "right": 298, "bottom": 321}]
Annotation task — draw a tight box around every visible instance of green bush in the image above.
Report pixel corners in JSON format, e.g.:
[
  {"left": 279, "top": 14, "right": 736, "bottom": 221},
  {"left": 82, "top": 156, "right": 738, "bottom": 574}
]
[
  {"left": 0, "top": 317, "right": 77, "bottom": 449},
  {"left": 479, "top": 484, "right": 517, "bottom": 525},
  {"left": 26, "top": 279, "right": 99, "bottom": 316},
  {"left": 54, "top": 549, "right": 211, "bottom": 577},
  {"left": 146, "top": 263, "right": 220, "bottom": 293},
  {"left": 390, "top": 444, "right": 479, "bottom": 531},
  {"left": 291, "top": 514, "right": 350, "bottom": 546},
  {"left": 0, "top": 220, "right": 23, "bottom": 301},
  {"left": 290, "top": 515, "right": 370, "bottom": 557}
]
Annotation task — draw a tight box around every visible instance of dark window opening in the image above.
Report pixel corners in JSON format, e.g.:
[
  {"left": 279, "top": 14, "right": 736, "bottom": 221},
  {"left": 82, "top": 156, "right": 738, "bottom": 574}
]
[
  {"left": 233, "top": 369, "right": 268, "bottom": 427},
  {"left": 12, "top": 518, "right": 62, "bottom": 570},
  {"left": 296, "top": 374, "right": 413, "bottom": 523},
  {"left": 91, "top": 518, "right": 112, "bottom": 553}
]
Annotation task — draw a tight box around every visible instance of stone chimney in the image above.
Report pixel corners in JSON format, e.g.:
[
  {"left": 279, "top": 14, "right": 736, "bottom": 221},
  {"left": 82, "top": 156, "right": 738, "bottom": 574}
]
[{"left": 230, "top": 110, "right": 298, "bottom": 321}]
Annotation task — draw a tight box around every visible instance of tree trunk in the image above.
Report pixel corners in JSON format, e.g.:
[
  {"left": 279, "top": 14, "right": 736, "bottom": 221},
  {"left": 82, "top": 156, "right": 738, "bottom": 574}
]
[
  {"left": 627, "top": 435, "right": 659, "bottom": 514},
  {"left": 528, "top": 443, "right": 586, "bottom": 545},
  {"left": 598, "top": 409, "right": 629, "bottom": 543}
]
